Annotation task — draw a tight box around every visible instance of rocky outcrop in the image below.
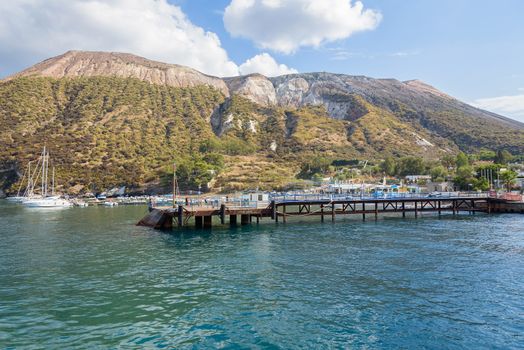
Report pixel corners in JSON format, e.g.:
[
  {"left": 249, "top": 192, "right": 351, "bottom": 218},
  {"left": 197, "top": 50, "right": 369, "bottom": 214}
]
[
  {"left": 270, "top": 73, "right": 523, "bottom": 128},
  {"left": 224, "top": 74, "right": 276, "bottom": 106},
  {"left": 274, "top": 77, "right": 309, "bottom": 107},
  {"left": 4, "top": 50, "right": 230, "bottom": 96}
]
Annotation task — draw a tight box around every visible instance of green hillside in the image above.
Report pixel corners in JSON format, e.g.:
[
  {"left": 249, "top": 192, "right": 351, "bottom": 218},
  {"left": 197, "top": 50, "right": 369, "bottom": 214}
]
[{"left": 0, "top": 75, "right": 521, "bottom": 194}]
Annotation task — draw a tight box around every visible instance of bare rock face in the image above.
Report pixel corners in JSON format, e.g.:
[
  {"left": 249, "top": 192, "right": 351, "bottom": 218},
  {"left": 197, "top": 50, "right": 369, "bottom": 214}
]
[
  {"left": 272, "top": 74, "right": 369, "bottom": 120},
  {"left": 225, "top": 74, "right": 276, "bottom": 106},
  {"left": 270, "top": 73, "right": 523, "bottom": 128},
  {"left": 274, "top": 77, "right": 309, "bottom": 107},
  {"left": 4, "top": 50, "right": 230, "bottom": 96}
]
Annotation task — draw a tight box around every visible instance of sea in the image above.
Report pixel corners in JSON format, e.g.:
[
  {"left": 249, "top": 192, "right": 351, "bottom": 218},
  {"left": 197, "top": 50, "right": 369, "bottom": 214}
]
[{"left": 0, "top": 201, "right": 523, "bottom": 349}]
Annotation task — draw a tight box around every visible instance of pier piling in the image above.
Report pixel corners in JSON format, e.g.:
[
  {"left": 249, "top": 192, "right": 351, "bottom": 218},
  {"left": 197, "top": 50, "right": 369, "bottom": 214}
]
[
  {"left": 195, "top": 216, "right": 203, "bottom": 229},
  {"left": 204, "top": 216, "right": 212, "bottom": 228},
  {"left": 220, "top": 204, "right": 226, "bottom": 224}
]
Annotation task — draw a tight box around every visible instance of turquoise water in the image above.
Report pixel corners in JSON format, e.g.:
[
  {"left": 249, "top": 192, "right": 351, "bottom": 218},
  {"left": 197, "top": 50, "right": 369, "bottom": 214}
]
[{"left": 0, "top": 202, "right": 523, "bottom": 349}]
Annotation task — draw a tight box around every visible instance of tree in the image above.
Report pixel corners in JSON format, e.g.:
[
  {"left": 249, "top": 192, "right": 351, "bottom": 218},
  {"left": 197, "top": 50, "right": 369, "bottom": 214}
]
[
  {"left": 455, "top": 152, "right": 469, "bottom": 168},
  {"left": 311, "top": 173, "right": 323, "bottom": 185},
  {"left": 453, "top": 165, "right": 475, "bottom": 190},
  {"left": 441, "top": 154, "right": 455, "bottom": 170},
  {"left": 397, "top": 156, "right": 425, "bottom": 176},
  {"left": 430, "top": 165, "right": 448, "bottom": 182},
  {"left": 500, "top": 169, "right": 517, "bottom": 191},
  {"left": 495, "top": 150, "right": 513, "bottom": 165},
  {"left": 300, "top": 156, "right": 332, "bottom": 178},
  {"left": 478, "top": 149, "right": 496, "bottom": 161},
  {"left": 381, "top": 156, "right": 396, "bottom": 176},
  {"left": 472, "top": 177, "right": 490, "bottom": 191}
]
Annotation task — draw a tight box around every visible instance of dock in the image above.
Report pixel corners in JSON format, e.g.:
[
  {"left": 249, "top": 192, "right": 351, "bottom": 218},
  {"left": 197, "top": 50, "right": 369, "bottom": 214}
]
[{"left": 135, "top": 193, "right": 522, "bottom": 230}]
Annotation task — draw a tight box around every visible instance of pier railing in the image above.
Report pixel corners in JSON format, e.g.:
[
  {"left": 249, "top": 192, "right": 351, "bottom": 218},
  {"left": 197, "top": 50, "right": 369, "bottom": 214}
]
[
  {"left": 270, "top": 191, "right": 489, "bottom": 203},
  {"left": 151, "top": 191, "right": 489, "bottom": 209}
]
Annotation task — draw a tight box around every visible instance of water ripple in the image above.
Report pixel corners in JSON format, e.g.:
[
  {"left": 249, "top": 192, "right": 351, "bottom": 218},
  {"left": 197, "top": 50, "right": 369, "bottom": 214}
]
[{"left": 0, "top": 204, "right": 523, "bottom": 348}]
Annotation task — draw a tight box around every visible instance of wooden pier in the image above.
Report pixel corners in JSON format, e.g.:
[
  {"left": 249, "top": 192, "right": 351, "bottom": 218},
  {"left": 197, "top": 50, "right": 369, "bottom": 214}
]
[{"left": 136, "top": 194, "right": 506, "bottom": 230}]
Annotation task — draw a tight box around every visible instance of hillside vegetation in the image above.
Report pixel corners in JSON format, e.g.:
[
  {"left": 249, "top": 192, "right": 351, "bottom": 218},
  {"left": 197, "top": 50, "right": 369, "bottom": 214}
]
[{"left": 1, "top": 73, "right": 523, "bottom": 194}]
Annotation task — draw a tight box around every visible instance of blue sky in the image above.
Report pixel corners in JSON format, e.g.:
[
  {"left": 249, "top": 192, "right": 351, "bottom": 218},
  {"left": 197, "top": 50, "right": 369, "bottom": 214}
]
[
  {"left": 1, "top": 0, "right": 523, "bottom": 121},
  {"left": 173, "top": 0, "right": 524, "bottom": 105}
]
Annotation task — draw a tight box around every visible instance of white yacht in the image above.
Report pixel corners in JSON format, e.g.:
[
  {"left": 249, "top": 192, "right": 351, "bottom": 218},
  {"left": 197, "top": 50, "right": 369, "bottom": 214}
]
[
  {"left": 23, "top": 196, "right": 73, "bottom": 208},
  {"left": 22, "top": 147, "right": 73, "bottom": 208}
]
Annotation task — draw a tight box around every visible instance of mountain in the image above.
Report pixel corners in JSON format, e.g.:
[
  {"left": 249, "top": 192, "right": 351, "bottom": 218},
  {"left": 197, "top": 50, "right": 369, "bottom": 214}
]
[
  {"left": 5, "top": 50, "right": 230, "bottom": 96},
  {"left": 1, "top": 50, "right": 523, "bottom": 194}
]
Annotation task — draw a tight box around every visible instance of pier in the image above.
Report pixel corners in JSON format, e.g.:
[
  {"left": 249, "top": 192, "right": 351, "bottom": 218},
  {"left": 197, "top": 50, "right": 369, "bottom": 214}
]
[{"left": 136, "top": 193, "right": 512, "bottom": 230}]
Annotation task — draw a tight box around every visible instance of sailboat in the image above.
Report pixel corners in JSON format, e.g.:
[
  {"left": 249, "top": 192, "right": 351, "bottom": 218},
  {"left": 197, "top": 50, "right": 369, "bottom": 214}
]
[
  {"left": 6, "top": 161, "right": 33, "bottom": 202},
  {"left": 22, "top": 147, "right": 73, "bottom": 208}
]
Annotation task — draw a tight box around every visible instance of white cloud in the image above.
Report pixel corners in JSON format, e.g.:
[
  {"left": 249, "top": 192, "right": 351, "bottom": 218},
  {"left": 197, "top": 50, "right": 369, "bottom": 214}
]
[
  {"left": 0, "top": 0, "right": 239, "bottom": 76},
  {"left": 473, "top": 93, "right": 524, "bottom": 123},
  {"left": 239, "top": 53, "right": 298, "bottom": 76},
  {"left": 0, "top": 0, "right": 296, "bottom": 78},
  {"left": 389, "top": 50, "right": 421, "bottom": 57},
  {"left": 224, "top": 0, "right": 382, "bottom": 54}
]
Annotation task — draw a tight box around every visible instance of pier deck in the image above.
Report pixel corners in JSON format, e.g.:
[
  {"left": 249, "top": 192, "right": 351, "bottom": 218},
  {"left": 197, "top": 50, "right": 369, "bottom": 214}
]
[{"left": 136, "top": 194, "right": 509, "bottom": 230}]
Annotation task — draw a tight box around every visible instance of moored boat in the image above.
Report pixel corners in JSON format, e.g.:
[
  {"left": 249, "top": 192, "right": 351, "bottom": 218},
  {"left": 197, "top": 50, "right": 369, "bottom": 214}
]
[
  {"left": 20, "top": 147, "right": 73, "bottom": 208},
  {"left": 23, "top": 196, "right": 73, "bottom": 208}
]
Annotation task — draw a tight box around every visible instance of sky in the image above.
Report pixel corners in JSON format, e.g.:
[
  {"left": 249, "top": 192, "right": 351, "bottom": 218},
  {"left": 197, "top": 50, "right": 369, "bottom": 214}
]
[{"left": 0, "top": 0, "right": 523, "bottom": 122}]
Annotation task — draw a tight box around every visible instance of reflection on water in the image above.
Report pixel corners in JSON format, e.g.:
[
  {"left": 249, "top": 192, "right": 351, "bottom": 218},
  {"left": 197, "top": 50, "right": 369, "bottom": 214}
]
[{"left": 0, "top": 202, "right": 523, "bottom": 348}]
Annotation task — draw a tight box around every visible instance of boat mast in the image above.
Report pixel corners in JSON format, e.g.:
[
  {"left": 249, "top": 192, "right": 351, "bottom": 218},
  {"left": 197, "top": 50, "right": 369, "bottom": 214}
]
[
  {"left": 27, "top": 154, "right": 42, "bottom": 198},
  {"left": 41, "top": 146, "right": 46, "bottom": 197},
  {"left": 16, "top": 161, "right": 29, "bottom": 197},
  {"left": 52, "top": 166, "right": 55, "bottom": 196},
  {"left": 26, "top": 161, "right": 31, "bottom": 197},
  {"left": 44, "top": 150, "right": 49, "bottom": 197}
]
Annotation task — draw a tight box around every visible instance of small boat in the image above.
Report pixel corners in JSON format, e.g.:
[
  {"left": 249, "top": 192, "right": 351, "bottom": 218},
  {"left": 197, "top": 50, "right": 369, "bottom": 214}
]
[{"left": 103, "top": 201, "right": 118, "bottom": 207}]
